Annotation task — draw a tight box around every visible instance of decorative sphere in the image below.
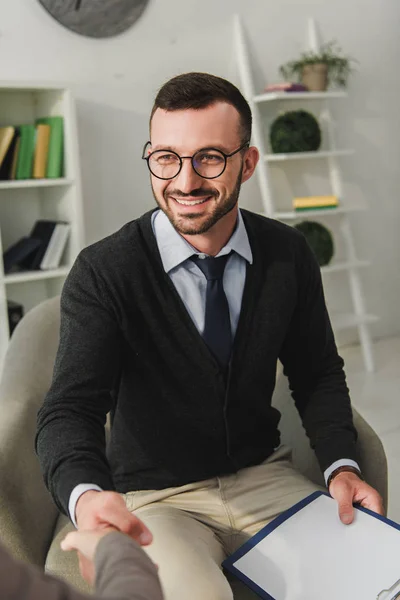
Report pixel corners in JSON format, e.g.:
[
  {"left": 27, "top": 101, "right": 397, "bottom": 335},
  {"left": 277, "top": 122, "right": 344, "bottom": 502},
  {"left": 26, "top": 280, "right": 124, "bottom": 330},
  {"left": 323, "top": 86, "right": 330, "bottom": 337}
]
[
  {"left": 270, "top": 110, "right": 322, "bottom": 153},
  {"left": 294, "top": 220, "right": 334, "bottom": 266}
]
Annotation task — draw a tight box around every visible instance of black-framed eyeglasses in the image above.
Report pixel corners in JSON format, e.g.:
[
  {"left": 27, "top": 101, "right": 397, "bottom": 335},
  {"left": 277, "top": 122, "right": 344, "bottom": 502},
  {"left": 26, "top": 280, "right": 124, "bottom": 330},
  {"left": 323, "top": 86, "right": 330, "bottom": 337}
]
[{"left": 142, "top": 141, "right": 250, "bottom": 180}]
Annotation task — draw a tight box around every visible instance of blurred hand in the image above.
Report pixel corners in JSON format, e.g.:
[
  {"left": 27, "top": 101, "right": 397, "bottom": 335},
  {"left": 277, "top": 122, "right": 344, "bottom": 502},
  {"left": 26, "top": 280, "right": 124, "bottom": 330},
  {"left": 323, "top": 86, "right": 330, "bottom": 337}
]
[
  {"left": 61, "top": 527, "right": 119, "bottom": 585},
  {"left": 75, "top": 490, "right": 152, "bottom": 546},
  {"left": 329, "top": 471, "right": 384, "bottom": 524}
]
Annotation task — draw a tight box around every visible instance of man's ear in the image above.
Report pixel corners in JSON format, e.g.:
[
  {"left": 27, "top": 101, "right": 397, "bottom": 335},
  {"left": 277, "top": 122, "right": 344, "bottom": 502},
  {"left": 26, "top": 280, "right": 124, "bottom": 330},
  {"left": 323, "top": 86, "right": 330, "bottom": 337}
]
[{"left": 241, "top": 146, "right": 259, "bottom": 184}]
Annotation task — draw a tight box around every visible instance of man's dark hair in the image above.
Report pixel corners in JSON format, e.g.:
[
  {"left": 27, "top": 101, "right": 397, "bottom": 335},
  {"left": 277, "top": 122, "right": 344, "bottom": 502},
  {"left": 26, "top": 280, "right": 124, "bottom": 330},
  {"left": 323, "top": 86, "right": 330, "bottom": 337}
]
[{"left": 150, "top": 72, "right": 252, "bottom": 144}]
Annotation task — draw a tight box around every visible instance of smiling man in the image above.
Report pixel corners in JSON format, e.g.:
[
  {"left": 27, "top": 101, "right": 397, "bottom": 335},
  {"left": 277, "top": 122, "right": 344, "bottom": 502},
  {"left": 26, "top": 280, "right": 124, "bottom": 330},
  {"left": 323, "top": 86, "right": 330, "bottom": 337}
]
[
  {"left": 145, "top": 100, "right": 251, "bottom": 248},
  {"left": 36, "top": 73, "right": 383, "bottom": 600}
]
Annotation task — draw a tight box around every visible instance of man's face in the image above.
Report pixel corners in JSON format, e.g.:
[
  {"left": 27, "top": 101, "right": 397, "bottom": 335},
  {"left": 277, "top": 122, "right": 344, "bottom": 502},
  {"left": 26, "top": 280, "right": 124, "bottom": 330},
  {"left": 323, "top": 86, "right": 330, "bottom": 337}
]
[{"left": 148, "top": 102, "right": 250, "bottom": 236}]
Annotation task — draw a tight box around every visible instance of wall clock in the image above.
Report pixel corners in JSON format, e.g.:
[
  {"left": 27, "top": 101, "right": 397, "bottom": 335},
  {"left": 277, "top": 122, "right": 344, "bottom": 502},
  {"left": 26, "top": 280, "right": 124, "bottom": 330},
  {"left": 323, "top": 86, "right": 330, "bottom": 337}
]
[{"left": 38, "top": 0, "right": 150, "bottom": 38}]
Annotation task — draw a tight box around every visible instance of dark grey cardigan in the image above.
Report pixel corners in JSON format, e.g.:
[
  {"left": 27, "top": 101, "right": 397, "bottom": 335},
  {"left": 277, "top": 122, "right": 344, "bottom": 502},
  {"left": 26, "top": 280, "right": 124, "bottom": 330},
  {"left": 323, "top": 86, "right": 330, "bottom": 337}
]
[{"left": 36, "top": 209, "right": 357, "bottom": 516}]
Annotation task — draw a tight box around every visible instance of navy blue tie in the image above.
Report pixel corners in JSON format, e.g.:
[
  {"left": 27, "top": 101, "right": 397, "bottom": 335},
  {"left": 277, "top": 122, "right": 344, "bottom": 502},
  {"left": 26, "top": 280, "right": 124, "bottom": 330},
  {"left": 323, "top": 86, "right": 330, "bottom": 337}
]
[{"left": 191, "top": 253, "right": 232, "bottom": 367}]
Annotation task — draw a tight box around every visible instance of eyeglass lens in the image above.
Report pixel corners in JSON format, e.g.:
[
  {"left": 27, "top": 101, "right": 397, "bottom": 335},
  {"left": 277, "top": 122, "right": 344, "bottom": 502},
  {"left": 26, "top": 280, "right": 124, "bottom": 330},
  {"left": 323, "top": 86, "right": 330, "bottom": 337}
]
[{"left": 148, "top": 149, "right": 227, "bottom": 180}]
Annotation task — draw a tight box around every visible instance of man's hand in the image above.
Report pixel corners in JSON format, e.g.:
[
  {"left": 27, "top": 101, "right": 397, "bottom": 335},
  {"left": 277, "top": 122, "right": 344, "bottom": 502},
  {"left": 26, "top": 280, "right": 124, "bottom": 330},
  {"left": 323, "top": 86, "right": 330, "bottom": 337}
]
[
  {"left": 75, "top": 490, "right": 152, "bottom": 546},
  {"left": 61, "top": 527, "right": 119, "bottom": 586},
  {"left": 329, "top": 471, "right": 384, "bottom": 524}
]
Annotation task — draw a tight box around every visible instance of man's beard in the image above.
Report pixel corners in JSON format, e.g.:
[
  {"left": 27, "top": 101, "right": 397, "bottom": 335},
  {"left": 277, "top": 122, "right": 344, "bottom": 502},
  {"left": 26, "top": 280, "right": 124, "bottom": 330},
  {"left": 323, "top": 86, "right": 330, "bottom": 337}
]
[{"left": 151, "top": 170, "right": 242, "bottom": 236}]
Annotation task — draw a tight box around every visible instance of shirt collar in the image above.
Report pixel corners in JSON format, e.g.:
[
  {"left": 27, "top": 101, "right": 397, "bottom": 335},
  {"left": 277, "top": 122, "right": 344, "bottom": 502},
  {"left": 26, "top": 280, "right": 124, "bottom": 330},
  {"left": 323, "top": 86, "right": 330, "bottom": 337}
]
[{"left": 152, "top": 208, "right": 253, "bottom": 274}]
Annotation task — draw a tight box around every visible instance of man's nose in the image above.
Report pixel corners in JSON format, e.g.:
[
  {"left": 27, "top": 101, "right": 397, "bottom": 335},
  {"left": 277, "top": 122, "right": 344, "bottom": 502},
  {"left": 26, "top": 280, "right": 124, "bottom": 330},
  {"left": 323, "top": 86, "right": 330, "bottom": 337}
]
[{"left": 174, "top": 158, "right": 204, "bottom": 193}]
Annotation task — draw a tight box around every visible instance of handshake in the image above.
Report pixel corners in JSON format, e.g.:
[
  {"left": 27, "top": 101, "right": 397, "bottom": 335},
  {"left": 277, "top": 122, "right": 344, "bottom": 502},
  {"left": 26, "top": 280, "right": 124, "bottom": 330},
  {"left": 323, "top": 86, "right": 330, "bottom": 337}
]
[
  {"left": 0, "top": 489, "right": 162, "bottom": 600},
  {"left": 61, "top": 490, "right": 162, "bottom": 600}
]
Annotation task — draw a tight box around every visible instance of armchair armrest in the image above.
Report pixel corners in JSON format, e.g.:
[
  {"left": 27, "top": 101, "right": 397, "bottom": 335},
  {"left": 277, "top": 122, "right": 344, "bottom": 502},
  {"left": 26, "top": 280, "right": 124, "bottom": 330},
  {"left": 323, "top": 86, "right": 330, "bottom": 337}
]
[{"left": 273, "top": 363, "right": 388, "bottom": 512}]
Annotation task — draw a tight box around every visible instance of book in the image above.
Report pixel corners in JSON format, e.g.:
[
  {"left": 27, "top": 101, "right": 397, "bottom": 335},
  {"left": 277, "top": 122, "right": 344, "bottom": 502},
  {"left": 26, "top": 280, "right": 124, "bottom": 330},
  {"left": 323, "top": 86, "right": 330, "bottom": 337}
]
[
  {"left": 0, "top": 126, "right": 15, "bottom": 166},
  {"left": 293, "top": 195, "right": 339, "bottom": 211},
  {"left": 40, "top": 222, "right": 70, "bottom": 270},
  {"left": 0, "top": 129, "right": 19, "bottom": 181},
  {"left": 20, "top": 219, "right": 70, "bottom": 271},
  {"left": 15, "top": 124, "right": 36, "bottom": 179},
  {"left": 20, "top": 220, "right": 58, "bottom": 270},
  {"left": 0, "top": 128, "right": 19, "bottom": 180},
  {"left": 35, "top": 116, "right": 64, "bottom": 178},
  {"left": 293, "top": 195, "right": 338, "bottom": 207},
  {"left": 2, "top": 236, "right": 42, "bottom": 274},
  {"left": 264, "top": 83, "right": 308, "bottom": 93},
  {"left": 32, "top": 124, "right": 51, "bottom": 178},
  {"left": 9, "top": 134, "right": 21, "bottom": 180},
  {"left": 294, "top": 205, "right": 338, "bottom": 212},
  {"left": 223, "top": 491, "right": 400, "bottom": 600}
]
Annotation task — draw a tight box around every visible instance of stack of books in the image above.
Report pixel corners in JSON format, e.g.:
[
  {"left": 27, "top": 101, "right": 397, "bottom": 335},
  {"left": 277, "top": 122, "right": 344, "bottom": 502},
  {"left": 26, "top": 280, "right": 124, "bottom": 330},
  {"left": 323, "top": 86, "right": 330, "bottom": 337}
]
[
  {"left": 0, "top": 116, "right": 64, "bottom": 181},
  {"left": 3, "top": 220, "right": 70, "bottom": 274},
  {"left": 293, "top": 195, "right": 339, "bottom": 212},
  {"left": 264, "top": 82, "right": 308, "bottom": 93}
]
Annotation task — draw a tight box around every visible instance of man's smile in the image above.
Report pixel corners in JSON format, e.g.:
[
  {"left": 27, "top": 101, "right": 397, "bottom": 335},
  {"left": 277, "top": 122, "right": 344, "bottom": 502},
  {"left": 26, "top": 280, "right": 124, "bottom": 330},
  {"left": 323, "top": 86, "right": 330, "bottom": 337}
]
[{"left": 170, "top": 195, "right": 213, "bottom": 207}]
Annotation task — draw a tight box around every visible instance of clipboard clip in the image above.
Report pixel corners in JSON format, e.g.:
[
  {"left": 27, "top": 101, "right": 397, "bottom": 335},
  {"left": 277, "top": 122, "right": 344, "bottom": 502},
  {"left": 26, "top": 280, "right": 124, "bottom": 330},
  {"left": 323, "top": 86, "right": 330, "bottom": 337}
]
[{"left": 377, "top": 577, "right": 400, "bottom": 600}]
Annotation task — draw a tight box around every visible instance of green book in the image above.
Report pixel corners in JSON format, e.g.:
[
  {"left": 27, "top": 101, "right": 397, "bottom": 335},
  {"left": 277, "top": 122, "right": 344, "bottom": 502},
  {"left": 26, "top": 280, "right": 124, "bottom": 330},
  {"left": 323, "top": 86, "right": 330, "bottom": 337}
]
[
  {"left": 295, "top": 206, "right": 338, "bottom": 212},
  {"left": 35, "top": 116, "right": 64, "bottom": 178},
  {"left": 15, "top": 125, "right": 36, "bottom": 180}
]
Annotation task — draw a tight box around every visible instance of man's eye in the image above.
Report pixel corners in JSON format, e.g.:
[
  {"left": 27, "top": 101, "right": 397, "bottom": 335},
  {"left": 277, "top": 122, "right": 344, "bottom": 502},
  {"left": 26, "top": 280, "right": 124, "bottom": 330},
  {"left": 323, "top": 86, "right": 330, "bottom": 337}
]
[
  {"left": 196, "top": 153, "right": 224, "bottom": 164},
  {"left": 156, "top": 154, "right": 178, "bottom": 163}
]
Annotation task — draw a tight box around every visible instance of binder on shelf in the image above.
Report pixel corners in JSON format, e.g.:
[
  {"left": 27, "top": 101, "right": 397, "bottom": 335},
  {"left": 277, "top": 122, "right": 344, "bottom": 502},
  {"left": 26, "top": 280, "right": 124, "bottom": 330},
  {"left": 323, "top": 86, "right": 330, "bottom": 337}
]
[
  {"left": 15, "top": 124, "right": 36, "bottom": 179},
  {"left": 20, "top": 220, "right": 56, "bottom": 270},
  {"left": 20, "top": 219, "right": 70, "bottom": 271},
  {"left": 223, "top": 491, "right": 400, "bottom": 600},
  {"left": 40, "top": 222, "right": 70, "bottom": 270},
  {"left": 35, "top": 116, "right": 64, "bottom": 178},
  {"left": 2, "top": 236, "right": 42, "bottom": 274},
  {"left": 33, "top": 123, "right": 51, "bottom": 179}
]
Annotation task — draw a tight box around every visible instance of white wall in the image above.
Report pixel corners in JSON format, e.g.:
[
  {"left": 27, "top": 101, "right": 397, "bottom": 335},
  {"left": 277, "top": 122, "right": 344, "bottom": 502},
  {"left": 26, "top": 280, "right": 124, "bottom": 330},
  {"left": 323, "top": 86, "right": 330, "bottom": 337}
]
[{"left": 0, "top": 0, "right": 399, "bottom": 342}]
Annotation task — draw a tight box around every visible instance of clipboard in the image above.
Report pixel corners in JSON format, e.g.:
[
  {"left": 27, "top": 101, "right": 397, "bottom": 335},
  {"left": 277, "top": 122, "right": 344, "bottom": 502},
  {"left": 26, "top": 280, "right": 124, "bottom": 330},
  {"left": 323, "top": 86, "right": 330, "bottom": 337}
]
[{"left": 223, "top": 491, "right": 400, "bottom": 599}]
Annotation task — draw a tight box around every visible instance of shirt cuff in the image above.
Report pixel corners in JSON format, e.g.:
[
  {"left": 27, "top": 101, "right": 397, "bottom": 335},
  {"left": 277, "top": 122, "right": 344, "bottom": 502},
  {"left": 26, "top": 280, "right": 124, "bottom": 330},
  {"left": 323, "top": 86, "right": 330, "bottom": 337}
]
[
  {"left": 69, "top": 483, "right": 103, "bottom": 528},
  {"left": 323, "top": 459, "right": 361, "bottom": 487}
]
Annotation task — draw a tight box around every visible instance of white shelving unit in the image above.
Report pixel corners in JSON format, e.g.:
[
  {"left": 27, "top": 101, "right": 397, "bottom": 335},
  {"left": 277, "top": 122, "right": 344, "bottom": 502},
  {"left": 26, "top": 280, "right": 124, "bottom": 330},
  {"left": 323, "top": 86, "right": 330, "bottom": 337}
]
[
  {"left": 265, "top": 149, "right": 354, "bottom": 162},
  {"left": 234, "top": 15, "right": 377, "bottom": 372},
  {"left": 0, "top": 82, "right": 84, "bottom": 370}
]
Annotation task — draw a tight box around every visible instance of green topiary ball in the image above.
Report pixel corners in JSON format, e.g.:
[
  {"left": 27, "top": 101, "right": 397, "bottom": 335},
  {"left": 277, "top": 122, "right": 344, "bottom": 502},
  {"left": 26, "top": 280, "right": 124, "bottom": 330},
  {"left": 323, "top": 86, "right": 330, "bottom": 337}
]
[
  {"left": 294, "top": 220, "right": 334, "bottom": 266},
  {"left": 270, "top": 110, "right": 322, "bottom": 153}
]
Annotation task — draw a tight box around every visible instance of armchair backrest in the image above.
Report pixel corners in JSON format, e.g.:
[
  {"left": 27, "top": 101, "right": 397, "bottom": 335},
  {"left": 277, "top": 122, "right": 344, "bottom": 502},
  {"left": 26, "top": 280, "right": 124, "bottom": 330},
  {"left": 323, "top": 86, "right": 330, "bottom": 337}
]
[{"left": 0, "top": 296, "right": 61, "bottom": 566}]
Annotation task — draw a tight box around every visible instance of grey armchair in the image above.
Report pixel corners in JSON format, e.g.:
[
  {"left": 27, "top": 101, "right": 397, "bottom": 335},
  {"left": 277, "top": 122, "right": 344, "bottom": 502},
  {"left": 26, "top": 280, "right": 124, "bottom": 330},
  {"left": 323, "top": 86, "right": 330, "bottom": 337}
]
[{"left": 0, "top": 296, "right": 388, "bottom": 597}]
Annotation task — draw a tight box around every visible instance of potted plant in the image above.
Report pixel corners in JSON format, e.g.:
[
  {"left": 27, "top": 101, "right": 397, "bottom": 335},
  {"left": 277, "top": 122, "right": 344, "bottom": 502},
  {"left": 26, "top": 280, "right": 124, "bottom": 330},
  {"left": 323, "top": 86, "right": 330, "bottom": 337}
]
[{"left": 279, "top": 41, "right": 356, "bottom": 91}]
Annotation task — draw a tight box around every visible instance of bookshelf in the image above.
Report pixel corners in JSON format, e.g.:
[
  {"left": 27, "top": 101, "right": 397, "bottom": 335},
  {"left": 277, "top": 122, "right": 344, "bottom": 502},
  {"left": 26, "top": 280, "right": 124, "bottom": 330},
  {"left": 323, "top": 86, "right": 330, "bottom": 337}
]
[
  {"left": 234, "top": 16, "right": 378, "bottom": 372},
  {"left": 0, "top": 83, "right": 84, "bottom": 370}
]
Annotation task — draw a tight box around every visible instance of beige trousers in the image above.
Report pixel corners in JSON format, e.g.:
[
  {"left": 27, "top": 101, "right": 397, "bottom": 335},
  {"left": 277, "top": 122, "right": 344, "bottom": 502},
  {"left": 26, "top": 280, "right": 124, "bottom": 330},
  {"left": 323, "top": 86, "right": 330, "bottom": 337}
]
[{"left": 123, "top": 446, "right": 323, "bottom": 600}]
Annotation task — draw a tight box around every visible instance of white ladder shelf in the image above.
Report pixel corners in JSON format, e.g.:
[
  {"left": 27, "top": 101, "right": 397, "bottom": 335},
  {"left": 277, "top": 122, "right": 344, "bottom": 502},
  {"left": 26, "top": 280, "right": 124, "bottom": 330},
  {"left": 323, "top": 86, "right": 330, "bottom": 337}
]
[{"left": 233, "top": 14, "right": 377, "bottom": 372}]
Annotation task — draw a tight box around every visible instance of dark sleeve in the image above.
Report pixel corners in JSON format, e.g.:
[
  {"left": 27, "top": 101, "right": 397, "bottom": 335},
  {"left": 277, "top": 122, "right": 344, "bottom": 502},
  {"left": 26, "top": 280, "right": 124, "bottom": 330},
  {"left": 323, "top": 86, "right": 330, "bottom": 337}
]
[
  {"left": 36, "top": 251, "right": 123, "bottom": 515},
  {"left": 279, "top": 234, "right": 358, "bottom": 472},
  {"left": 94, "top": 533, "right": 163, "bottom": 600}
]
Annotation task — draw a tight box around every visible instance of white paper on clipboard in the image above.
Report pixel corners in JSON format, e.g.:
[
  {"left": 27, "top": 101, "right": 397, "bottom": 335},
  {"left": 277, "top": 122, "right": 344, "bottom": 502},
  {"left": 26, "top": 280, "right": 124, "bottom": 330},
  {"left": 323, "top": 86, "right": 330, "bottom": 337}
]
[{"left": 223, "top": 492, "right": 400, "bottom": 600}]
